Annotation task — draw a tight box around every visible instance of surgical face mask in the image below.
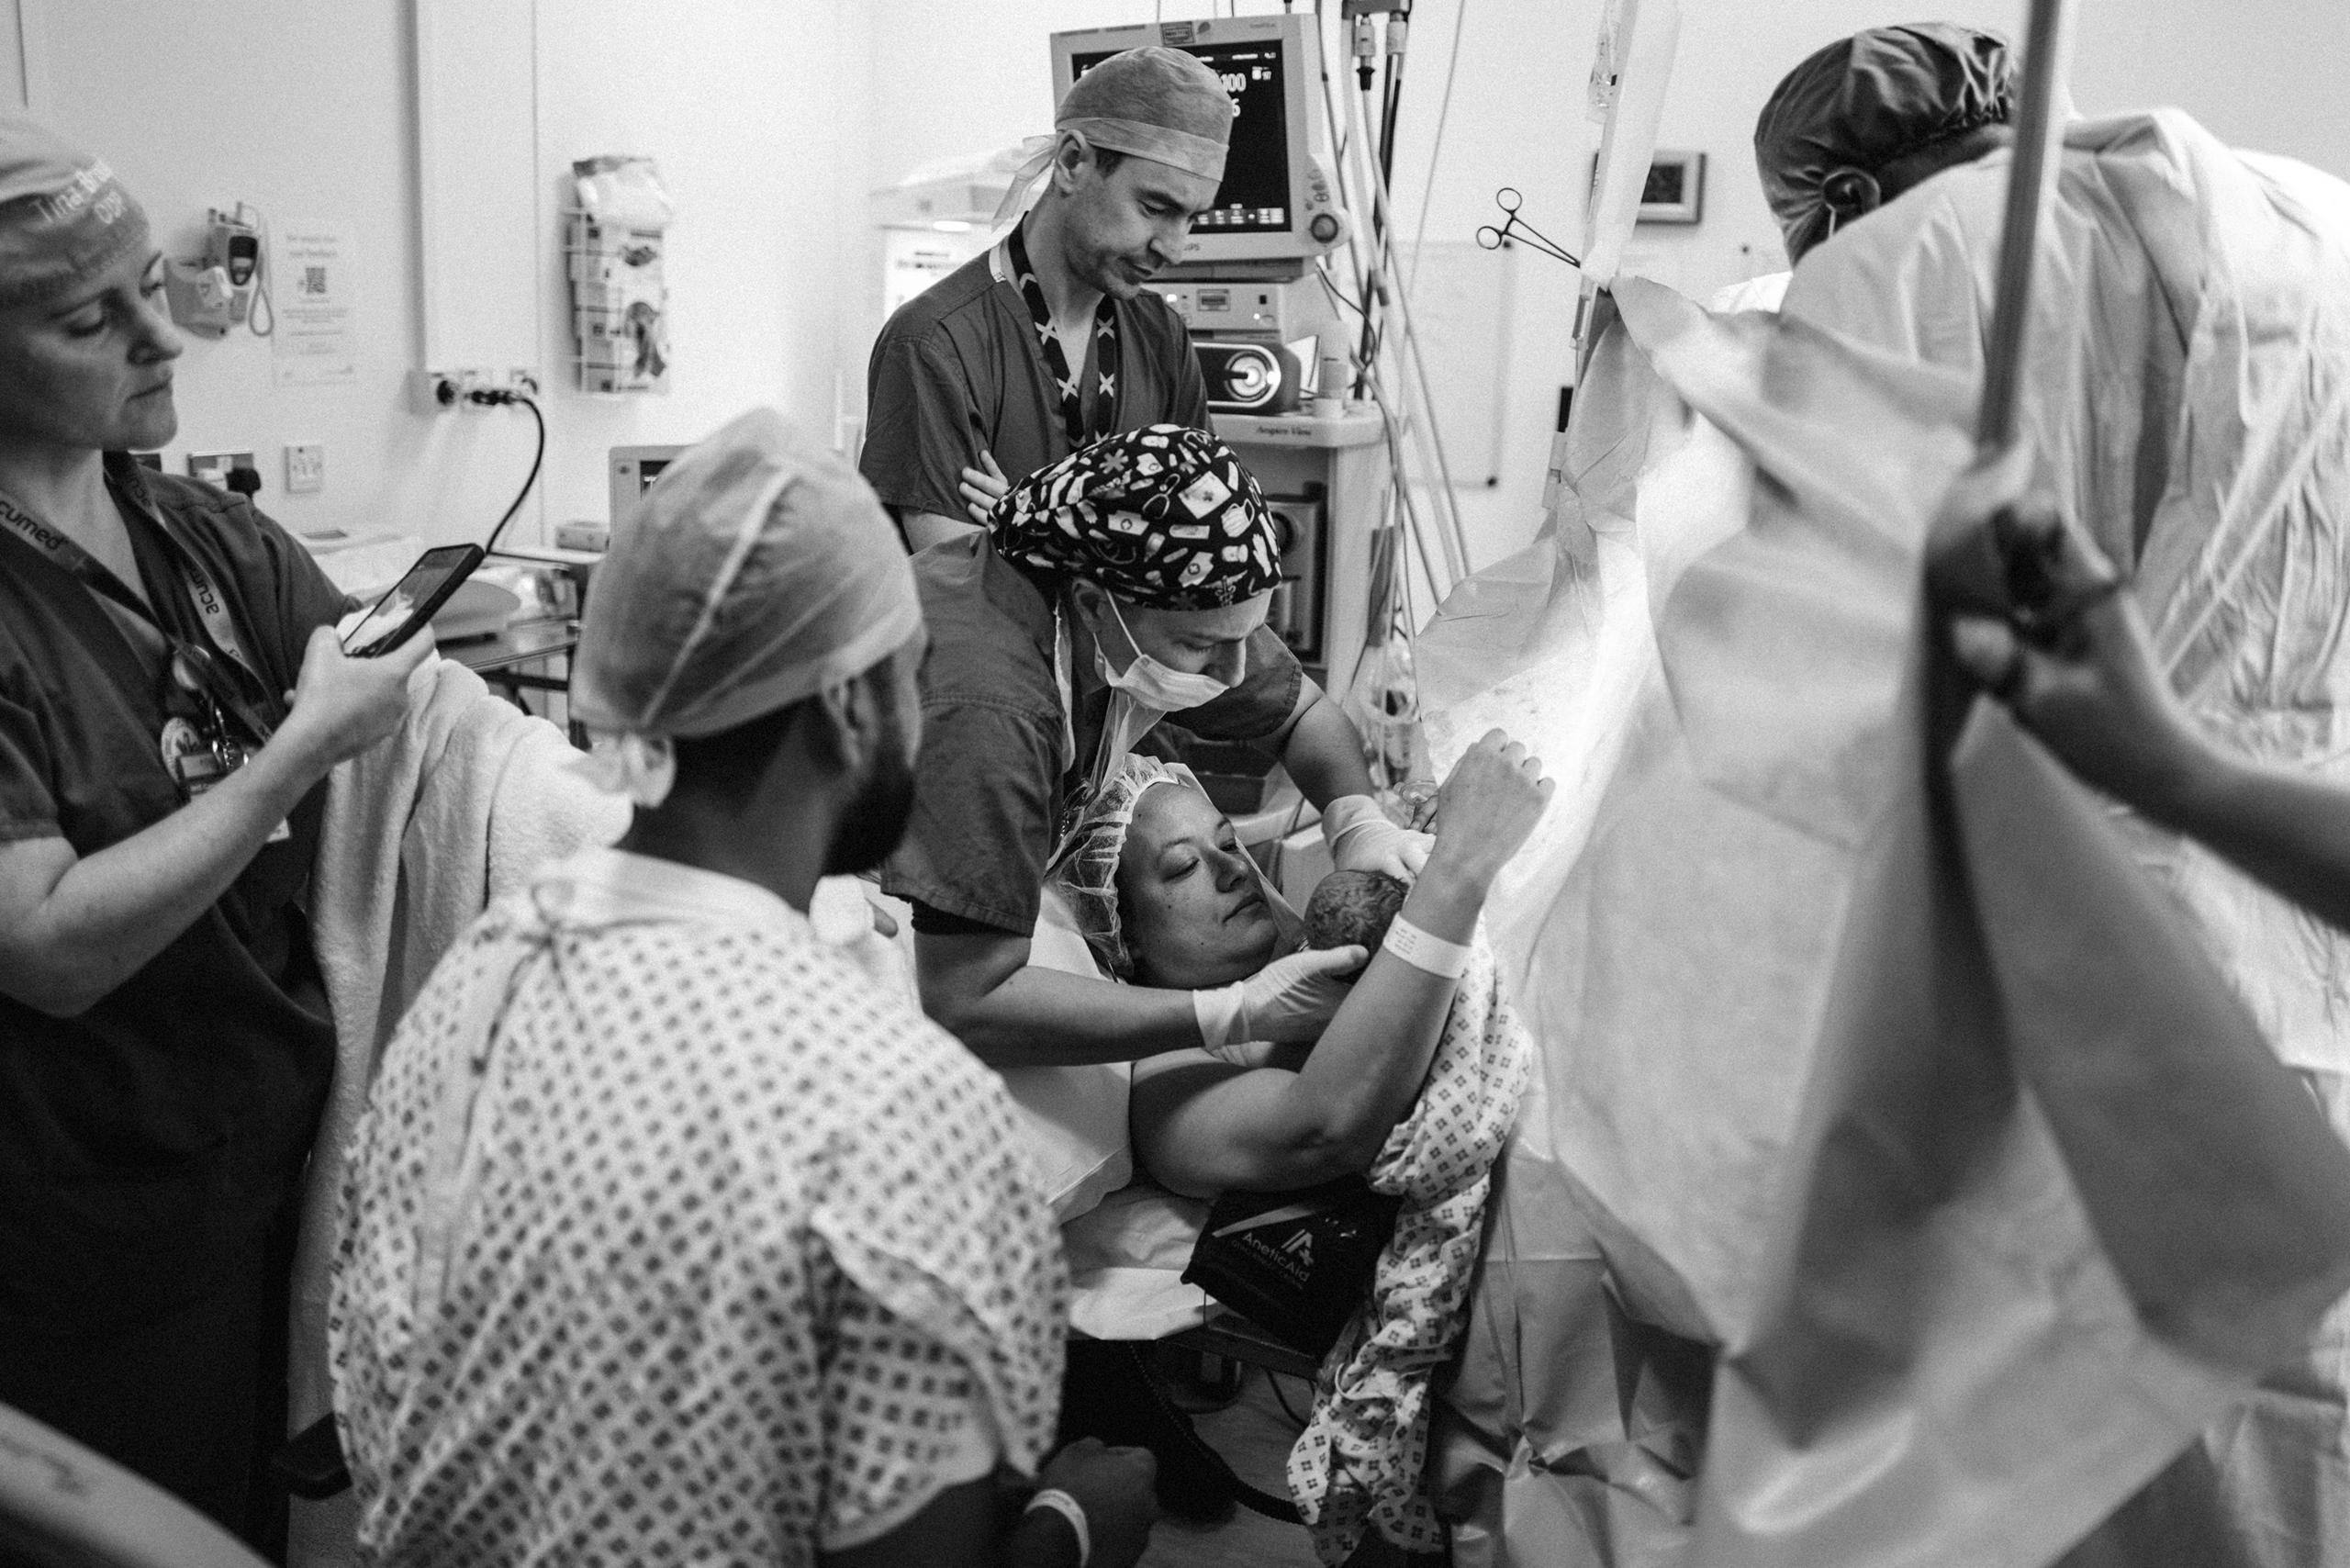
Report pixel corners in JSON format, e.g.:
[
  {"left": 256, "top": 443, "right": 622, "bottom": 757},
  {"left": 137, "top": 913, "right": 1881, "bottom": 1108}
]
[{"left": 1091, "top": 592, "right": 1240, "bottom": 712}]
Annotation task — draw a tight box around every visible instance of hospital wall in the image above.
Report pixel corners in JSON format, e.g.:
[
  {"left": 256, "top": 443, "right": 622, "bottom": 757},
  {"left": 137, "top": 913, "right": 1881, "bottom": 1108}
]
[
  {"left": 861, "top": 0, "right": 2350, "bottom": 593},
  {"left": 9, "top": 0, "right": 871, "bottom": 550},
  {"left": 8, "top": 0, "right": 2343, "bottom": 581}
]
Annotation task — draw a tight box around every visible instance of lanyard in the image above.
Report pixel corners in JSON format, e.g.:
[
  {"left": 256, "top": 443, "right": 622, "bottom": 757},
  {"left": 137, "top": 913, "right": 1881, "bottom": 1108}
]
[
  {"left": 1003, "top": 225, "right": 1121, "bottom": 450},
  {"left": 0, "top": 479, "right": 275, "bottom": 745}
]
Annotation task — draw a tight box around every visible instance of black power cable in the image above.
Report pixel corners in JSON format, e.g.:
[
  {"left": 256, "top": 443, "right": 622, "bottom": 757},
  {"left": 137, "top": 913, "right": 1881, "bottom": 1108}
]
[{"left": 470, "top": 388, "right": 547, "bottom": 556}]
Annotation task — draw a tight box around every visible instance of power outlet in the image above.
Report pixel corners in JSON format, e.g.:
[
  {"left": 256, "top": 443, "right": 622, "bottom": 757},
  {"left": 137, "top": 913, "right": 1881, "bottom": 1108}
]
[
  {"left": 408, "top": 367, "right": 542, "bottom": 413},
  {"left": 187, "top": 450, "right": 258, "bottom": 491},
  {"left": 285, "top": 443, "right": 326, "bottom": 494}
]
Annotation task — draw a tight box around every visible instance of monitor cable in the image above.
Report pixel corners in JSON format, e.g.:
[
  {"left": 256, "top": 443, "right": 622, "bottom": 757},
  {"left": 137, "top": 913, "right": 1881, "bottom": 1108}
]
[{"left": 468, "top": 387, "right": 547, "bottom": 557}]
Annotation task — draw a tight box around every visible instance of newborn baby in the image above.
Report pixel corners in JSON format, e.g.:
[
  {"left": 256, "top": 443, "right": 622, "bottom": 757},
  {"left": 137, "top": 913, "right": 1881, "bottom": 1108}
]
[{"left": 1303, "top": 869, "right": 1410, "bottom": 955}]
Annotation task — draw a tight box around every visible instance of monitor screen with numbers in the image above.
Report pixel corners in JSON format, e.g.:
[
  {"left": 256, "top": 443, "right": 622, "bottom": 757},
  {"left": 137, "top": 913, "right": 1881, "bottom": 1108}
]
[{"left": 1050, "top": 13, "right": 1326, "bottom": 266}]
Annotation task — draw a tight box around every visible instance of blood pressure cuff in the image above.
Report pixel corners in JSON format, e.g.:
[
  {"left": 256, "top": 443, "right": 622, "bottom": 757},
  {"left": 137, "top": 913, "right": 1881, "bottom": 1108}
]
[{"left": 1182, "top": 1177, "right": 1401, "bottom": 1358}]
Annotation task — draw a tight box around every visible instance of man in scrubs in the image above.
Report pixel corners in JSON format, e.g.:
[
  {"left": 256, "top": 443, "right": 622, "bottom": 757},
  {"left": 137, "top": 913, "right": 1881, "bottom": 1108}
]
[
  {"left": 886, "top": 425, "right": 1430, "bottom": 1070},
  {"left": 861, "top": 47, "right": 1226, "bottom": 552},
  {"left": 1757, "top": 28, "right": 2350, "bottom": 1566},
  {"left": 0, "top": 115, "right": 426, "bottom": 1545}
]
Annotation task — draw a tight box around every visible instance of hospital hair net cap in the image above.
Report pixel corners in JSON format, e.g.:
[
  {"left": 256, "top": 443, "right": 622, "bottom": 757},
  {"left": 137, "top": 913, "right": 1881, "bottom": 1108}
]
[
  {"left": 0, "top": 115, "right": 151, "bottom": 308},
  {"left": 570, "top": 408, "right": 922, "bottom": 807},
  {"left": 991, "top": 47, "right": 1236, "bottom": 226},
  {"left": 1059, "top": 46, "right": 1236, "bottom": 182},
  {"left": 1754, "top": 23, "right": 2015, "bottom": 259},
  {"left": 992, "top": 424, "right": 1284, "bottom": 610},
  {"left": 1048, "top": 754, "right": 1186, "bottom": 980}
]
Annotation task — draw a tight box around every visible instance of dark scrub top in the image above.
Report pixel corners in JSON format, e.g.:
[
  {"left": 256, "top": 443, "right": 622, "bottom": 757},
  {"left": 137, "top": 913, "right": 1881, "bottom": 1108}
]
[
  {"left": 0, "top": 454, "right": 348, "bottom": 1531},
  {"left": 882, "top": 530, "right": 1301, "bottom": 936},
  {"left": 859, "top": 235, "right": 1211, "bottom": 530}
]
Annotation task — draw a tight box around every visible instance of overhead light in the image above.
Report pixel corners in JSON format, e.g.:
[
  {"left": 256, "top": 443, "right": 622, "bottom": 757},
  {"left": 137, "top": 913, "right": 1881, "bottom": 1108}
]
[{"left": 931, "top": 219, "right": 974, "bottom": 233}]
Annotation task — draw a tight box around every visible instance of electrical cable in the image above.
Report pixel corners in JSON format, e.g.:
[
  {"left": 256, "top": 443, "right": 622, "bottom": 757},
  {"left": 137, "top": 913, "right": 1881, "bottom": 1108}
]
[
  {"left": 1404, "top": 0, "right": 1468, "bottom": 294},
  {"left": 1270, "top": 1372, "right": 1311, "bottom": 1428},
  {"left": 474, "top": 391, "right": 547, "bottom": 556},
  {"left": 247, "top": 209, "right": 274, "bottom": 338},
  {"left": 1317, "top": 6, "right": 1466, "bottom": 601},
  {"left": 1355, "top": 93, "right": 1472, "bottom": 583},
  {"left": 1314, "top": 263, "right": 1370, "bottom": 321},
  {"left": 1379, "top": 62, "right": 1400, "bottom": 186},
  {"left": 1355, "top": 80, "right": 1390, "bottom": 383},
  {"left": 1353, "top": 15, "right": 1480, "bottom": 592},
  {"left": 1315, "top": 0, "right": 1469, "bottom": 700},
  {"left": 1377, "top": 10, "right": 1407, "bottom": 193},
  {"left": 1315, "top": 0, "right": 1381, "bottom": 397},
  {"left": 1340, "top": 60, "right": 1471, "bottom": 585}
]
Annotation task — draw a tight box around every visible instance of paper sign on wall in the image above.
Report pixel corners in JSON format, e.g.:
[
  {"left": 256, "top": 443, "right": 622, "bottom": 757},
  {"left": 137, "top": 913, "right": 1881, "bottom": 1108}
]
[{"left": 271, "top": 222, "right": 358, "bottom": 386}]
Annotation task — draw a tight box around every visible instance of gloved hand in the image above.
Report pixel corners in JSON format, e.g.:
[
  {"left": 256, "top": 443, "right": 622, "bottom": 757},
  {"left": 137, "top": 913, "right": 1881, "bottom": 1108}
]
[
  {"left": 1320, "top": 793, "right": 1433, "bottom": 880},
  {"left": 1192, "top": 945, "right": 1369, "bottom": 1050}
]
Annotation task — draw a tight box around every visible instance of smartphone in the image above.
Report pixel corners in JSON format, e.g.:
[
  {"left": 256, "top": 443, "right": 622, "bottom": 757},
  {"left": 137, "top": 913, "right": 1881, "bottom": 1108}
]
[{"left": 341, "top": 543, "right": 486, "bottom": 657}]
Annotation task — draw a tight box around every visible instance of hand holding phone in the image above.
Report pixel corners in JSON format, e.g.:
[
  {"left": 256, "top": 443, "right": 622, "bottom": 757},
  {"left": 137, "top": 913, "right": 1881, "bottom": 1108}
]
[{"left": 342, "top": 543, "right": 486, "bottom": 657}]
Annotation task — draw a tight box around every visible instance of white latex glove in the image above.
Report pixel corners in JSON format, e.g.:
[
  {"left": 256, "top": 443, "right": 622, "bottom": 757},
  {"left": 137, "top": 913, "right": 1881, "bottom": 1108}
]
[
  {"left": 1192, "top": 945, "right": 1368, "bottom": 1049},
  {"left": 1320, "top": 792, "right": 1433, "bottom": 879},
  {"left": 809, "top": 875, "right": 910, "bottom": 998}
]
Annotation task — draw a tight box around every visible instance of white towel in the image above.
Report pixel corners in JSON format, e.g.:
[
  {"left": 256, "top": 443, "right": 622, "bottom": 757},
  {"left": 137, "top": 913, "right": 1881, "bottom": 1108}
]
[
  {"left": 1286, "top": 936, "right": 1534, "bottom": 1564},
  {"left": 293, "top": 665, "right": 627, "bottom": 1435}
]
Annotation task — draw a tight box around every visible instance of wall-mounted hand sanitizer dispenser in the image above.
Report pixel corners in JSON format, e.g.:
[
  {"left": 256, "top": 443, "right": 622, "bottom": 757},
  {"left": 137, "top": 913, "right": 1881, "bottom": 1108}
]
[{"left": 163, "top": 258, "right": 235, "bottom": 338}]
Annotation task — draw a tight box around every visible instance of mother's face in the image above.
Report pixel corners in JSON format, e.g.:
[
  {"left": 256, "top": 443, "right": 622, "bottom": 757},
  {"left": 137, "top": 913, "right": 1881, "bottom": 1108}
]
[{"left": 1119, "top": 781, "right": 1282, "bottom": 991}]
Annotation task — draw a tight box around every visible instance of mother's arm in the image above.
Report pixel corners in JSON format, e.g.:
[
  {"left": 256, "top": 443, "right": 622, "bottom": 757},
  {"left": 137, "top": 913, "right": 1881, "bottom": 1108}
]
[{"left": 1132, "top": 733, "right": 1551, "bottom": 1197}]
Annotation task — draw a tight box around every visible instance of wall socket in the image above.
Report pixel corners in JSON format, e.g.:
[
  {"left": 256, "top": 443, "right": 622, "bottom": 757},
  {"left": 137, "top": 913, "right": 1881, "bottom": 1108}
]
[
  {"left": 186, "top": 450, "right": 258, "bottom": 490},
  {"left": 285, "top": 443, "right": 326, "bottom": 494},
  {"left": 408, "top": 367, "right": 542, "bottom": 413}
]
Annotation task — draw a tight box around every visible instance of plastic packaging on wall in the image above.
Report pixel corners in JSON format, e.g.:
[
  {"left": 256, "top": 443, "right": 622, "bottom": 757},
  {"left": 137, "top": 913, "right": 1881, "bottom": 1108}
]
[{"left": 568, "top": 156, "right": 673, "bottom": 394}]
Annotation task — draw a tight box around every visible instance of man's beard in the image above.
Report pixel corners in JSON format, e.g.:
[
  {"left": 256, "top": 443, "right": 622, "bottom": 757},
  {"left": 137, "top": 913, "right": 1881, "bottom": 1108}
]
[{"left": 822, "top": 742, "right": 917, "bottom": 876}]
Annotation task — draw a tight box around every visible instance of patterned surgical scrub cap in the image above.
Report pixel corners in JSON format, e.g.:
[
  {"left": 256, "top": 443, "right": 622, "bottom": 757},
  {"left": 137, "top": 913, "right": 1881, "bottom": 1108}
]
[{"left": 991, "top": 424, "right": 1285, "bottom": 610}]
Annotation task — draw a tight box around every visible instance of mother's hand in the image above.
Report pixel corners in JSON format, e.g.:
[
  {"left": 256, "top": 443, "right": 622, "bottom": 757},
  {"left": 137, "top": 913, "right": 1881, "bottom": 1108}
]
[{"left": 1426, "top": 730, "right": 1553, "bottom": 890}]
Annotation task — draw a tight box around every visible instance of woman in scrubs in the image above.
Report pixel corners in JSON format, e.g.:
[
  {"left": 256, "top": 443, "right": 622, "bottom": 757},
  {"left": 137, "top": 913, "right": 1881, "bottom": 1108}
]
[
  {"left": 881, "top": 424, "right": 1434, "bottom": 1071},
  {"left": 0, "top": 116, "right": 425, "bottom": 1546}
]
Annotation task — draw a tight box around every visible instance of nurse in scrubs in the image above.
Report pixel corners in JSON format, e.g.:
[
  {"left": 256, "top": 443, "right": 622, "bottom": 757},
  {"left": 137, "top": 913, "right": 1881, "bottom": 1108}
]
[
  {"left": 881, "top": 424, "right": 1430, "bottom": 1070},
  {"left": 0, "top": 114, "right": 424, "bottom": 1545}
]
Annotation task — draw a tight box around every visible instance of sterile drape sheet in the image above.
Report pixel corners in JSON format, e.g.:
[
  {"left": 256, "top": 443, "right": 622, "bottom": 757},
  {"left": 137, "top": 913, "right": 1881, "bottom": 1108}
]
[{"left": 1417, "top": 261, "right": 2350, "bottom": 1568}]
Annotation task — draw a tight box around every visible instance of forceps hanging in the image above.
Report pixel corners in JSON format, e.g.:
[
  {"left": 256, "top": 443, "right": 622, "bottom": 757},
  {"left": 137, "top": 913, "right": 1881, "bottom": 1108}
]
[{"left": 1475, "top": 188, "right": 1582, "bottom": 269}]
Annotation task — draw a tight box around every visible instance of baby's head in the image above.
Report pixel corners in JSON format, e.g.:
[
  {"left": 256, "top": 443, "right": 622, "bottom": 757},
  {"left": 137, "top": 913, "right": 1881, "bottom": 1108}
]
[{"left": 1302, "top": 869, "right": 1408, "bottom": 954}]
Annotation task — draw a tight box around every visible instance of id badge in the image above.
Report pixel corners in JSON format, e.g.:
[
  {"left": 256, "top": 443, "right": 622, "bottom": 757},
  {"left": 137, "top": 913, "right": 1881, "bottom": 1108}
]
[{"left": 161, "top": 717, "right": 290, "bottom": 840}]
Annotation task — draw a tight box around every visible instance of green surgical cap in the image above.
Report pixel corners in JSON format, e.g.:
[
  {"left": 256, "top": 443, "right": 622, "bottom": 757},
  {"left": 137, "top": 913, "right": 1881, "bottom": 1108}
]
[
  {"left": 573, "top": 408, "right": 921, "bottom": 744},
  {"left": 1754, "top": 22, "right": 2015, "bottom": 260},
  {"left": 1058, "top": 46, "right": 1236, "bottom": 179},
  {"left": 0, "top": 114, "right": 151, "bottom": 308}
]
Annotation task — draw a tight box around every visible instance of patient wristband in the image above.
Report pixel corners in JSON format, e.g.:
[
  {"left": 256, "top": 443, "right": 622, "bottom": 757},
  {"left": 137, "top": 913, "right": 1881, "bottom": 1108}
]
[
  {"left": 1381, "top": 916, "right": 1472, "bottom": 980},
  {"left": 1024, "top": 1487, "right": 1091, "bottom": 1568},
  {"left": 1192, "top": 981, "right": 1248, "bottom": 1051}
]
